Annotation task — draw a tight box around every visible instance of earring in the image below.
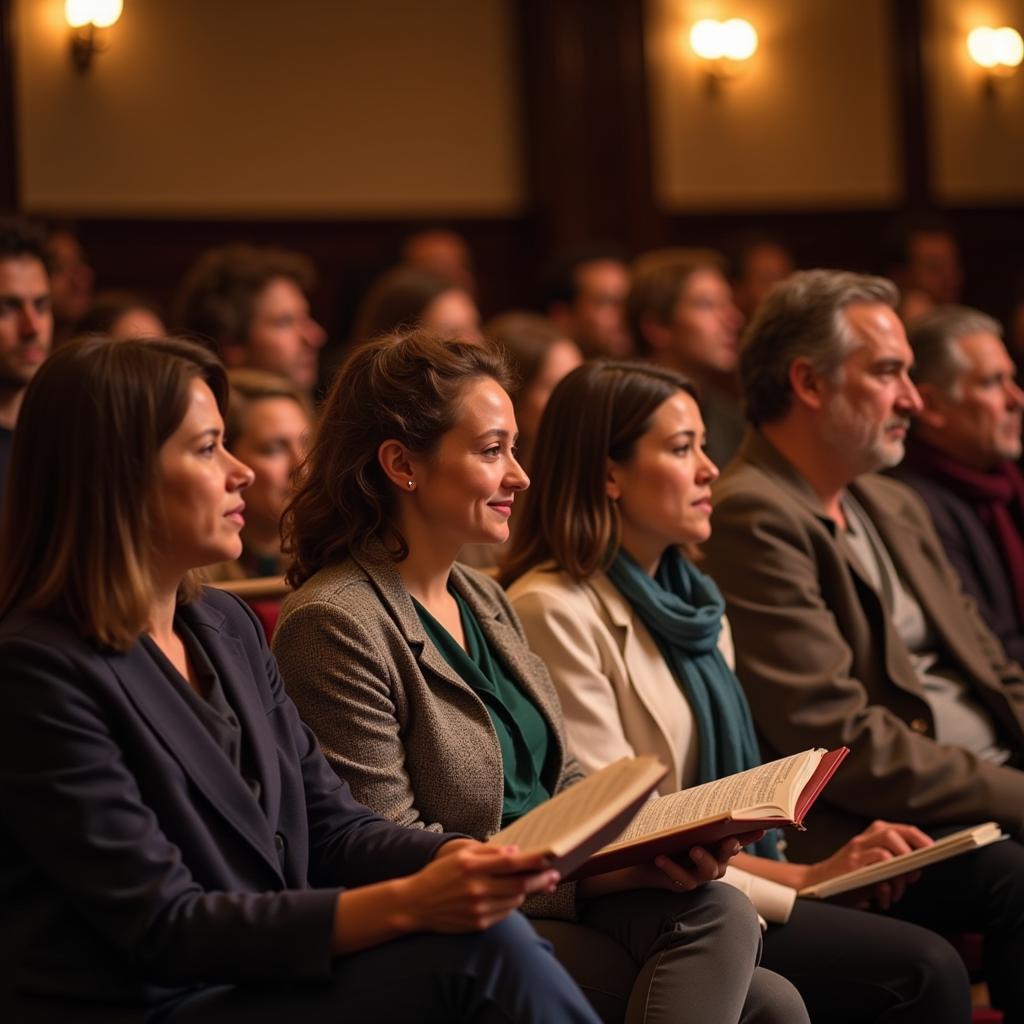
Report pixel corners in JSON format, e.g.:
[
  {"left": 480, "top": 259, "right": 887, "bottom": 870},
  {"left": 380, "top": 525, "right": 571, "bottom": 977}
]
[{"left": 407, "top": 479, "right": 414, "bottom": 489}]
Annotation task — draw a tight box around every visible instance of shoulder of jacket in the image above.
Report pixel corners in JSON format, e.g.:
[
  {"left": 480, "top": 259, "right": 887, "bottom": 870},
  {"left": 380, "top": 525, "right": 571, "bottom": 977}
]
[
  {"left": 857, "top": 473, "right": 934, "bottom": 523},
  {"left": 509, "top": 564, "right": 583, "bottom": 600},
  {"left": 280, "top": 560, "right": 376, "bottom": 616},
  {"left": 0, "top": 609, "right": 82, "bottom": 654}
]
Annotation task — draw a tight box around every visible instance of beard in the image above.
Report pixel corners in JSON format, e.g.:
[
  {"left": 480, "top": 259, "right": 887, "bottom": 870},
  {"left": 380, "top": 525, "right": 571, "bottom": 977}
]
[
  {"left": 994, "top": 416, "right": 1024, "bottom": 462},
  {"left": 820, "top": 392, "right": 911, "bottom": 474}
]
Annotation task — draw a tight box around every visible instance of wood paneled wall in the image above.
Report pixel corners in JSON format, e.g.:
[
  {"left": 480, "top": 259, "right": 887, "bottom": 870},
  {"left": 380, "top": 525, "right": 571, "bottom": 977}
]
[{"left": 3, "top": 0, "right": 1024, "bottom": 332}]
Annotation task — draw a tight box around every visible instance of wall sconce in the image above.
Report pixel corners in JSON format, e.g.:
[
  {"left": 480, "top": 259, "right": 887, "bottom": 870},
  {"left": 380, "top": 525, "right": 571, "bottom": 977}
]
[
  {"left": 966, "top": 25, "right": 1023, "bottom": 92},
  {"left": 65, "top": 0, "right": 124, "bottom": 73},
  {"left": 690, "top": 18, "right": 758, "bottom": 94}
]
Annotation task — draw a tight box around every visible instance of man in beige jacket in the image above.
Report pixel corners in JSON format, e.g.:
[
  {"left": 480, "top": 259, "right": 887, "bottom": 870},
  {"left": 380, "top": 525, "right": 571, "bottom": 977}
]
[{"left": 703, "top": 269, "right": 1024, "bottom": 1021}]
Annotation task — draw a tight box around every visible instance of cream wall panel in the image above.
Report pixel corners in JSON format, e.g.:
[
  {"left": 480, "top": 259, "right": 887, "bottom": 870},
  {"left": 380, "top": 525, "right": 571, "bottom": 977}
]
[
  {"left": 14, "top": 0, "right": 524, "bottom": 216},
  {"left": 647, "top": 0, "right": 901, "bottom": 210},
  {"left": 928, "top": 0, "right": 1024, "bottom": 204}
]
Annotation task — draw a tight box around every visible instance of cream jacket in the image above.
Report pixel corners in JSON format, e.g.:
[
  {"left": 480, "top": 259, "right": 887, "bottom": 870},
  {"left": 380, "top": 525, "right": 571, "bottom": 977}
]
[{"left": 509, "top": 563, "right": 796, "bottom": 924}]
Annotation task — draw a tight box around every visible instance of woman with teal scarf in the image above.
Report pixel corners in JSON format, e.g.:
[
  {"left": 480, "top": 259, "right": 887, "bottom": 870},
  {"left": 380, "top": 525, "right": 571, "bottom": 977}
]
[{"left": 503, "top": 361, "right": 971, "bottom": 1024}]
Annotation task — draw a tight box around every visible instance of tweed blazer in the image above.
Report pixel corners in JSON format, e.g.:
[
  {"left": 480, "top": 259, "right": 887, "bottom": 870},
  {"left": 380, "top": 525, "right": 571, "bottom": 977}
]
[
  {"left": 703, "top": 430, "right": 1024, "bottom": 860},
  {"left": 0, "top": 589, "right": 451, "bottom": 1020},
  {"left": 273, "top": 542, "right": 585, "bottom": 919}
]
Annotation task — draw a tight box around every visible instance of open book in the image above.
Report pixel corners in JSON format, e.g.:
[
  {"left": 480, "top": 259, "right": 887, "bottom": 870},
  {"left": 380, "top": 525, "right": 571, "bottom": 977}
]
[
  {"left": 798, "top": 822, "right": 1007, "bottom": 900},
  {"left": 488, "top": 747, "right": 848, "bottom": 882},
  {"left": 487, "top": 756, "right": 670, "bottom": 879}
]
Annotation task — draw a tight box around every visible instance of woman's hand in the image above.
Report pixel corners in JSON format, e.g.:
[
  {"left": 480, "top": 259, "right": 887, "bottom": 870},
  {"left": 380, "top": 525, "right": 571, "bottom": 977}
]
[
  {"left": 399, "top": 841, "right": 559, "bottom": 933},
  {"left": 802, "top": 820, "right": 932, "bottom": 910},
  {"left": 579, "top": 831, "right": 763, "bottom": 899},
  {"left": 331, "top": 841, "right": 558, "bottom": 955}
]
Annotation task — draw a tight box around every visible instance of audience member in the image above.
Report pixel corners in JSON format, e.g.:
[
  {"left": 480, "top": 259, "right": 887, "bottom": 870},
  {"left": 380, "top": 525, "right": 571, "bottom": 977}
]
[
  {"left": 44, "top": 223, "right": 94, "bottom": 346},
  {"left": 541, "top": 246, "right": 633, "bottom": 359},
  {"left": 401, "top": 227, "right": 477, "bottom": 295},
  {"left": 206, "top": 368, "right": 312, "bottom": 583},
  {"left": 0, "top": 335, "right": 596, "bottom": 1024},
  {"left": 893, "top": 306, "right": 1024, "bottom": 665},
  {"left": 1008, "top": 273, "right": 1024, "bottom": 376},
  {"left": 77, "top": 289, "right": 166, "bottom": 340},
  {"left": 176, "top": 244, "right": 326, "bottom": 394},
  {"left": 896, "top": 287, "right": 935, "bottom": 327},
  {"left": 350, "top": 265, "right": 481, "bottom": 347},
  {"left": 885, "top": 214, "right": 964, "bottom": 306},
  {"left": 0, "top": 218, "right": 53, "bottom": 504},
  {"left": 502, "top": 360, "right": 971, "bottom": 1023},
  {"left": 457, "top": 312, "right": 582, "bottom": 571},
  {"left": 483, "top": 311, "right": 582, "bottom": 471},
  {"left": 729, "top": 236, "right": 794, "bottom": 322},
  {"left": 628, "top": 249, "right": 746, "bottom": 469},
  {"left": 702, "top": 269, "right": 1024, "bottom": 1020},
  {"left": 273, "top": 331, "right": 808, "bottom": 1024}
]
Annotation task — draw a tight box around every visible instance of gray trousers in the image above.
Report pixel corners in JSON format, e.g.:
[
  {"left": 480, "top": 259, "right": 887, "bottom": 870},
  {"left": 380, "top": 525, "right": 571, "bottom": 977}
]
[{"left": 539, "top": 881, "right": 808, "bottom": 1024}]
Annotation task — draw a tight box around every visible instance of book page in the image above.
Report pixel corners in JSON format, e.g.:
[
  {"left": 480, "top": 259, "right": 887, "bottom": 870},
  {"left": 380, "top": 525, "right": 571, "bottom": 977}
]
[
  {"left": 616, "top": 750, "right": 820, "bottom": 844},
  {"left": 799, "top": 822, "right": 1006, "bottom": 899},
  {"left": 488, "top": 756, "right": 666, "bottom": 855}
]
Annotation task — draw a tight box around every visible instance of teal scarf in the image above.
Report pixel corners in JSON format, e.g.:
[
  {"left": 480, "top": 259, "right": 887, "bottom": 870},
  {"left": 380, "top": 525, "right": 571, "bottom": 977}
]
[{"left": 606, "top": 547, "right": 781, "bottom": 860}]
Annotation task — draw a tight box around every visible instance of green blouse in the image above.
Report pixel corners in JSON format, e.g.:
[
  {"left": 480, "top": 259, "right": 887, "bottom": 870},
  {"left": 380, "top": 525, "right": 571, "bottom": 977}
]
[{"left": 413, "top": 587, "right": 554, "bottom": 827}]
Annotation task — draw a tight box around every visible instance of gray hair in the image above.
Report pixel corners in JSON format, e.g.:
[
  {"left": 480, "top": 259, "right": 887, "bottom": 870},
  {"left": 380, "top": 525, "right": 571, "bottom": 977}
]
[
  {"left": 907, "top": 305, "right": 1002, "bottom": 395},
  {"left": 740, "top": 269, "right": 899, "bottom": 426}
]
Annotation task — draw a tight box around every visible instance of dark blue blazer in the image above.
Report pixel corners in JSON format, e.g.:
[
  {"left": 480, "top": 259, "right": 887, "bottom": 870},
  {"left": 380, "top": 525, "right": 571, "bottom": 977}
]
[
  {"left": 0, "top": 588, "right": 453, "bottom": 1018},
  {"left": 892, "top": 462, "right": 1024, "bottom": 667}
]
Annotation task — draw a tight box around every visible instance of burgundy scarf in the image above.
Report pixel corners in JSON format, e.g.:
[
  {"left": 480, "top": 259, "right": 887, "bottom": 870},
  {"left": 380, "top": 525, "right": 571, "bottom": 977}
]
[{"left": 906, "top": 437, "right": 1024, "bottom": 622}]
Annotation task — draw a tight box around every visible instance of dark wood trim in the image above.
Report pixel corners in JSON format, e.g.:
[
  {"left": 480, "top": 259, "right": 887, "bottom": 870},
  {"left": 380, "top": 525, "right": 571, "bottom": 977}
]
[
  {"left": 63, "top": 200, "right": 1024, "bottom": 337},
  {"left": 0, "top": 0, "right": 19, "bottom": 212},
  {"left": 665, "top": 203, "right": 1024, "bottom": 320},
  {"left": 62, "top": 213, "right": 537, "bottom": 346},
  {"left": 594, "top": 0, "right": 665, "bottom": 253},
  {"left": 891, "top": 0, "right": 931, "bottom": 209},
  {"left": 516, "top": 0, "right": 590, "bottom": 251},
  {"left": 515, "top": 0, "right": 665, "bottom": 255}
]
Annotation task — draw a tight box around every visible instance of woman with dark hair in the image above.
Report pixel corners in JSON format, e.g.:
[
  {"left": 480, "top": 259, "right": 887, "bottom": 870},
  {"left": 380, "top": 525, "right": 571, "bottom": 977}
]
[
  {"left": 203, "top": 367, "right": 316, "bottom": 637},
  {"left": 456, "top": 312, "right": 582, "bottom": 571},
  {"left": 0, "top": 336, "right": 599, "bottom": 1024},
  {"left": 76, "top": 289, "right": 166, "bottom": 340},
  {"left": 205, "top": 367, "right": 314, "bottom": 584},
  {"left": 175, "top": 244, "right": 326, "bottom": 394},
  {"left": 350, "top": 265, "right": 482, "bottom": 348},
  {"left": 273, "top": 330, "right": 809, "bottom": 1024},
  {"left": 627, "top": 250, "right": 746, "bottom": 469},
  {"left": 501, "top": 360, "right": 972, "bottom": 1023}
]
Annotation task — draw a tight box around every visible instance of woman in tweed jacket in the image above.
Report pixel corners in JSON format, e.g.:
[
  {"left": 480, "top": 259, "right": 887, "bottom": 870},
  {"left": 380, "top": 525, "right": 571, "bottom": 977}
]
[{"left": 273, "top": 330, "right": 807, "bottom": 1024}]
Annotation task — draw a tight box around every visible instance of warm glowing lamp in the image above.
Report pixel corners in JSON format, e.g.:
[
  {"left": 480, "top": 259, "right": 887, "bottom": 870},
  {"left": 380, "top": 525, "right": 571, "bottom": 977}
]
[
  {"left": 690, "top": 19, "right": 726, "bottom": 60},
  {"left": 720, "top": 18, "right": 758, "bottom": 61},
  {"left": 689, "top": 18, "right": 758, "bottom": 91},
  {"left": 967, "top": 25, "right": 1023, "bottom": 86},
  {"left": 66, "top": 0, "right": 124, "bottom": 72}
]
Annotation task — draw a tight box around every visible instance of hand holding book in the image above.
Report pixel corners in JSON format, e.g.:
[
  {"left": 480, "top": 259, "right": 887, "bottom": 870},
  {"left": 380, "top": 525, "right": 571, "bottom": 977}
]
[
  {"left": 797, "top": 820, "right": 934, "bottom": 910},
  {"left": 797, "top": 822, "right": 1006, "bottom": 902},
  {"left": 577, "top": 832, "right": 763, "bottom": 900},
  {"left": 487, "top": 747, "right": 848, "bottom": 882}
]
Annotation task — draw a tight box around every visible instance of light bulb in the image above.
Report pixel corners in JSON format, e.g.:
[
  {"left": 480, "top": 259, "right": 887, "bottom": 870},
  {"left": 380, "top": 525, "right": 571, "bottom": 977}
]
[
  {"left": 65, "top": 0, "right": 123, "bottom": 30},
  {"left": 968, "top": 26, "right": 1023, "bottom": 69},
  {"left": 690, "top": 19, "right": 725, "bottom": 61},
  {"left": 90, "top": 0, "right": 123, "bottom": 29},
  {"left": 995, "top": 26, "right": 1024, "bottom": 68},
  {"left": 721, "top": 19, "right": 757, "bottom": 61},
  {"left": 64, "top": 0, "right": 92, "bottom": 29}
]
